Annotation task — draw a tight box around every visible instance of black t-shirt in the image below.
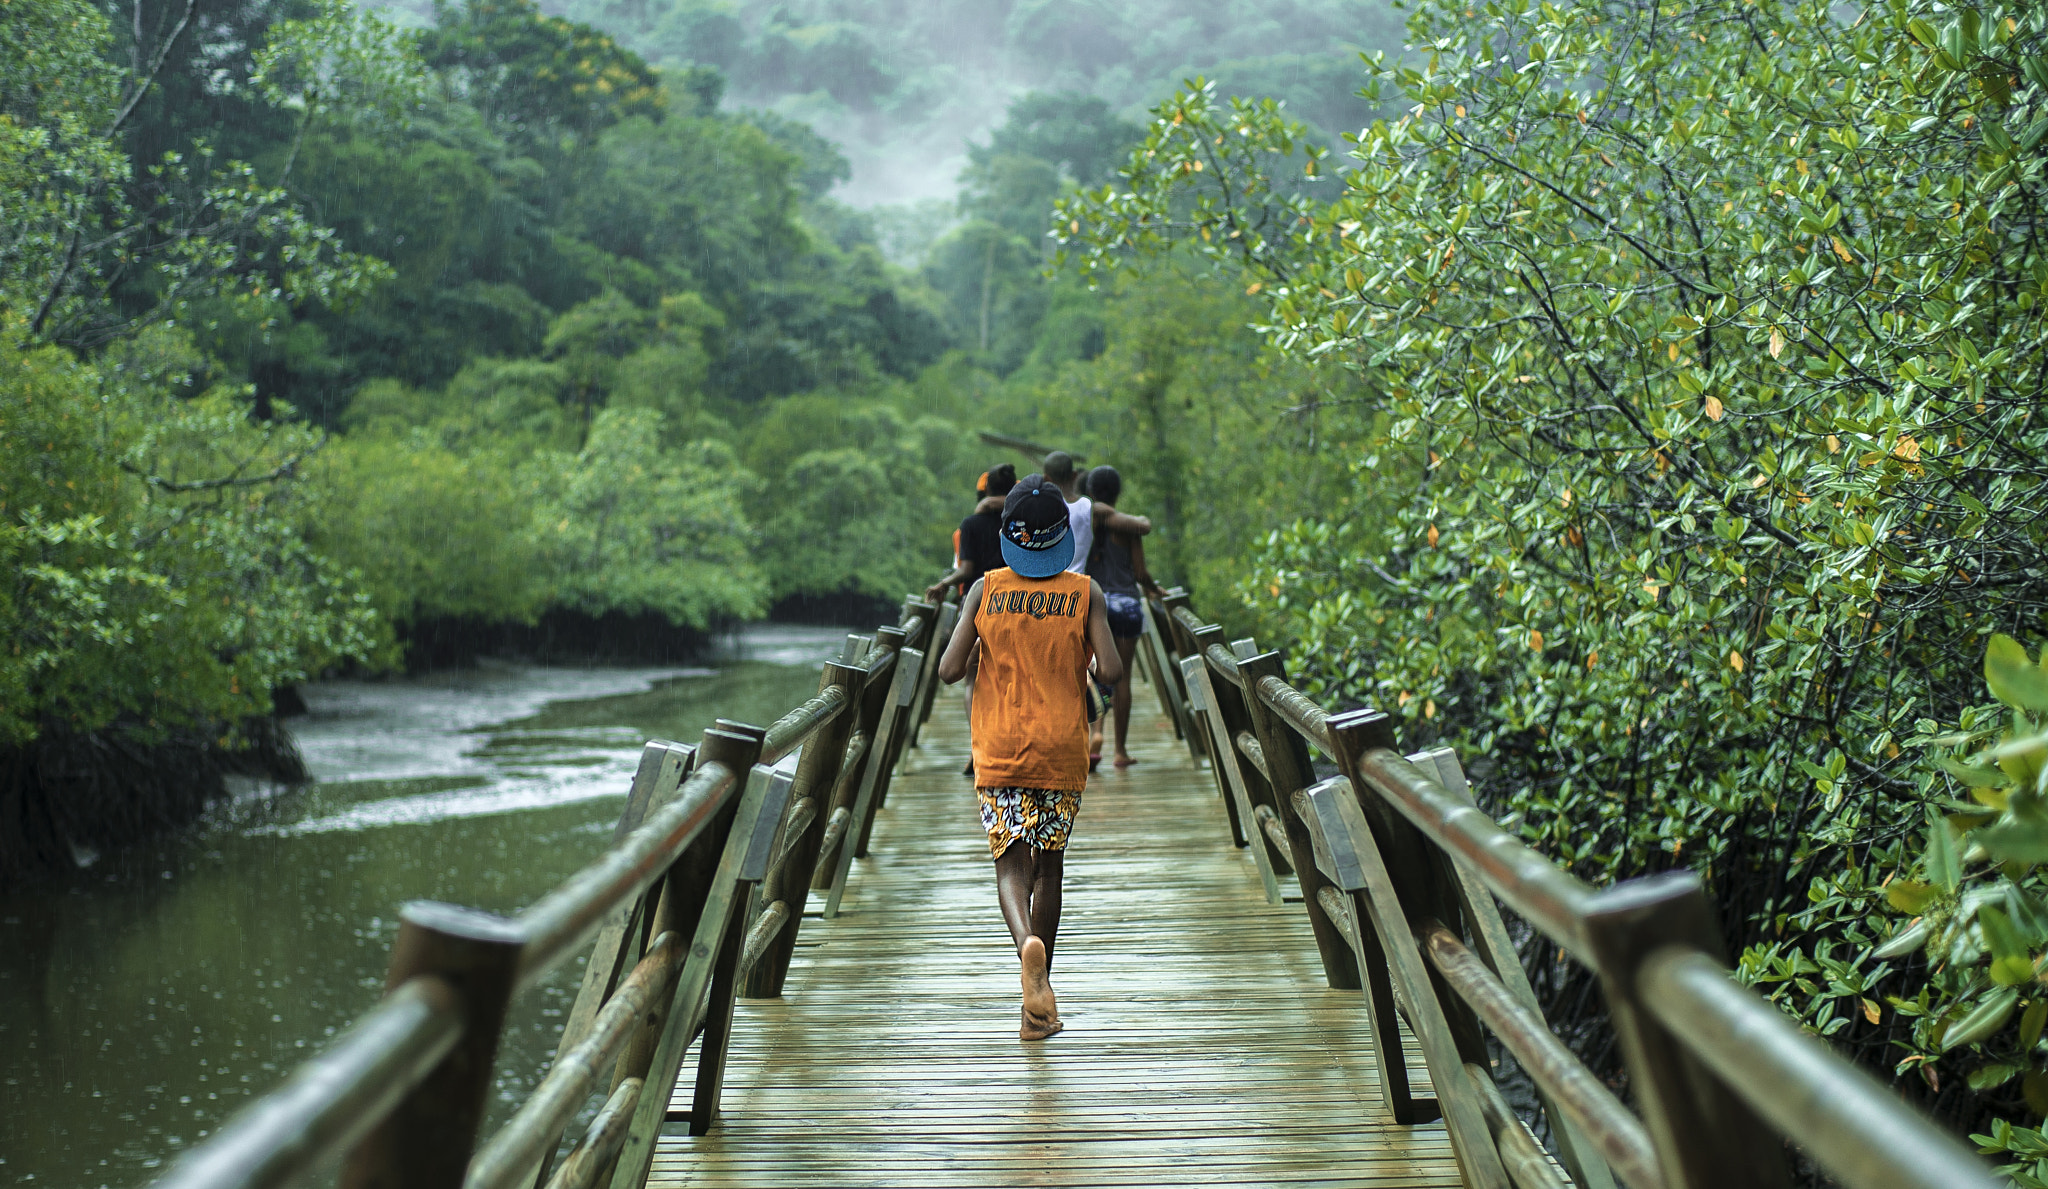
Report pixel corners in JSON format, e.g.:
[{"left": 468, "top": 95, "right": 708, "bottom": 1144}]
[{"left": 958, "top": 510, "right": 1004, "bottom": 578}]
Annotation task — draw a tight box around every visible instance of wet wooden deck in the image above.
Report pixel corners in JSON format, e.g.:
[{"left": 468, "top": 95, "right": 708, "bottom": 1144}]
[{"left": 649, "top": 671, "right": 1462, "bottom": 1187}]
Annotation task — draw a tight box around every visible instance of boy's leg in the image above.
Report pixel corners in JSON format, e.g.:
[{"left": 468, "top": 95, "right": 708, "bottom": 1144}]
[
  {"left": 1029, "top": 847, "right": 1064, "bottom": 967},
  {"left": 994, "top": 842, "right": 1061, "bottom": 1038},
  {"left": 993, "top": 840, "right": 1035, "bottom": 951}
]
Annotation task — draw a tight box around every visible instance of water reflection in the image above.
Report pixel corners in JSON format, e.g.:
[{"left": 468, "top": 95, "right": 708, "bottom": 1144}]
[{"left": 0, "top": 626, "right": 844, "bottom": 1189}]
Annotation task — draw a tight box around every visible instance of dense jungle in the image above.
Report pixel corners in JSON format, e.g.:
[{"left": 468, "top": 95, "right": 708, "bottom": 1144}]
[{"left": 9, "top": 0, "right": 2048, "bottom": 1180}]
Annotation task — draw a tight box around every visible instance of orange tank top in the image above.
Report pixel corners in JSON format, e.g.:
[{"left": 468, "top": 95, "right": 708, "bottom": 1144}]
[{"left": 971, "top": 567, "right": 1092, "bottom": 791}]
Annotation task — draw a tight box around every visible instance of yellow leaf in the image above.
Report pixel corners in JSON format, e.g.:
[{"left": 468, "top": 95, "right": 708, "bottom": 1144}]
[
  {"left": 1832, "top": 235, "right": 1854, "bottom": 264},
  {"left": 1796, "top": 158, "right": 1808, "bottom": 175},
  {"left": 1863, "top": 999, "right": 1881, "bottom": 1026},
  {"left": 1769, "top": 327, "right": 1785, "bottom": 358},
  {"left": 1426, "top": 523, "right": 1440, "bottom": 547},
  {"left": 1826, "top": 434, "right": 1840, "bottom": 453},
  {"left": 1423, "top": 698, "right": 1436, "bottom": 719},
  {"left": 1729, "top": 649, "right": 1745, "bottom": 672},
  {"left": 1245, "top": 282, "right": 1263, "bottom": 295},
  {"left": 1668, "top": 341, "right": 1679, "bottom": 362},
  {"left": 1586, "top": 650, "right": 1598, "bottom": 669},
  {"left": 1894, "top": 435, "right": 1921, "bottom": 461},
  {"left": 1455, "top": 104, "right": 1467, "bottom": 118},
  {"left": 1559, "top": 488, "right": 1572, "bottom": 508},
  {"left": 1752, "top": 473, "right": 1768, "bottom": 488},
  {"left": 1704, "top": 395, "right": 1724, "bottom": 421},
  {"left": 1529, "top": 629, "right": 1544, "bottom": 651}
]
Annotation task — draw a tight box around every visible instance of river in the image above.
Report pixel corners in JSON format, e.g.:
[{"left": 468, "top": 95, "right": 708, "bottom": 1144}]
[{"left": 0, "top": 626, "right": 847, "bottom": 1189}]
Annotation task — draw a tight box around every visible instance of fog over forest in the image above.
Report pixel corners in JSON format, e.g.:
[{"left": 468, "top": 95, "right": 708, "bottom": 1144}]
[{"left": 376, "top": 0, "right": 1404, "bottom": 211}]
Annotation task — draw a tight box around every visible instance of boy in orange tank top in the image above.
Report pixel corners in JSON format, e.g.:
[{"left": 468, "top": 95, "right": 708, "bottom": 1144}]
[{"left": 937, "top": 474, "right": 1122, "bottom": 1040}]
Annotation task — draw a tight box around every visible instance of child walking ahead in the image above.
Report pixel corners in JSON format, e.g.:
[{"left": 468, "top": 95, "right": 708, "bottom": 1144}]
[{"left": 937, "top": 473, "right": 1121, "bottom": 1039}]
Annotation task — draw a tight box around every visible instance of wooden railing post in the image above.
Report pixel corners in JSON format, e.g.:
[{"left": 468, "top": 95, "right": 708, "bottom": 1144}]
[
  {"left": 1191, "top": 625, "right": 1292, "bottom": 879},
  {"left": 826, "top": 644, "right": 924, "bottom": 914},
  {"left": 516, "top": 742, "right": 695, "bottom": 1189},
  {"left": 811, "top": 628, "right": 902, "bottom": 891},
  {"left": 1178, "top": 653, "right": 1276, "bottom": 902},
  {"left": 1582, "top": 872, "right": 1793, "bottom": 1189},
  {"left": 861, "top": 641, "right": 926, "bottom": 854},
  {"left": 1232, "top": 647, "right": 1359, "bottom": 990},
  {"left": 1410, "top": 748, "right": 1618, "bottom": 1189},
  {"left": 740, "top": 662, "right": 862, "bottom": 999},
  {"left": 680, "top": 721, "right": 771, "bottom": 1137},
  {"left": 1137, "top": 597, "right": 1190, "bottom": 744},
  {"left": 1325, "top": 711, "right": 1497, "bottom": 1088},
  {"left": 605, "top": 726, "right": 767, "bottom": 1189},
  {"left": 339, "top": 904, "right": 525, "bottom": 1189},
  {"left": 905, "top": 596, "right": 957, "bottom": 748},
  {"left": 1153, "top": 591, "right": 1205, "bottom": 763}
]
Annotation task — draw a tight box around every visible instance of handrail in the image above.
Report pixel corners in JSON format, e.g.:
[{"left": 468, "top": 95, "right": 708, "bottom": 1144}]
[
  {"left": 1203, "top": 641, "right": 1243, "bottom": 688},
  {"left": 1640, "top": 948, "right": 1980, "bottom": 1189},
  {"left": 760, "top": 685, "right": 850, "bottom": 766},
  {"left": 1254, "top": 674, "right": 1330, "bottom": 754},
  {"left": 1421, "top": 925, "right": 1661, "bottom": 1189},
  {"left": 149, "top": 593, "right": 952, "bottom": 1189},
  {"left": 1150, "top": 592, "right": 2000, "bottom": 1189},
  {"left": 465, "top": 933, "right": 686, "bottom": 1189},
  {"left": 1355, "top": 748, "right": 1598, "bottom": 964},
  {"left": 512, "top": 761, "right": 738, "bottom": 987}
]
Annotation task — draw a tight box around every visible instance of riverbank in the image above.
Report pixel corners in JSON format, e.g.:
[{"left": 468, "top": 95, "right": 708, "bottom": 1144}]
[{"left": 0, "top": 626, "right": 843, "bottom": 1189}]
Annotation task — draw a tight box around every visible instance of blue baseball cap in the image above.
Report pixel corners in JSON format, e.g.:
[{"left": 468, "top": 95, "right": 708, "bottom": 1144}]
[{"left": 998, "top": 473, "right": 1073, "bottom": 578}]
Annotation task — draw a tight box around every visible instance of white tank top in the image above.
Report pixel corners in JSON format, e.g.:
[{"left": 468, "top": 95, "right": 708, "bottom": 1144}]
[{"left": 1065, "top": 496, "right": 1093, "bottom": 573}]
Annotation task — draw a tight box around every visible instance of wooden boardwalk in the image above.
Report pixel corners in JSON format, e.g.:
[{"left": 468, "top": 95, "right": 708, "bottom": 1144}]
[{"left": 648, "top": 672, "right": 1461, "bottom": 1188}]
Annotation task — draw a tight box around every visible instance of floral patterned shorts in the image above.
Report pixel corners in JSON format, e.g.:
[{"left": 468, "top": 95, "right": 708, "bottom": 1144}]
[{"left": 975, "top": 786, "right": 1083, "bottom": 859}]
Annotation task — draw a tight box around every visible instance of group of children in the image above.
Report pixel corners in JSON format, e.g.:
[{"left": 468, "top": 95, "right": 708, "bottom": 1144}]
[{"left": 928, "top": 452, "right": 1164, "bottom": 1040}]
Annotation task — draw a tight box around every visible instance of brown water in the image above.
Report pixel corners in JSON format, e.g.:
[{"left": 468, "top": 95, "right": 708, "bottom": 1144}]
[{"left": 0, "top": 626, "right": 844, "bottom": 1189}]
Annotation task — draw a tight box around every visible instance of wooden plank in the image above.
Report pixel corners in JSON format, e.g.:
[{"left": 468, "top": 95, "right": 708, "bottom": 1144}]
[{"left": 646, "top": 670, "right": 1461, "bottom": 1189}]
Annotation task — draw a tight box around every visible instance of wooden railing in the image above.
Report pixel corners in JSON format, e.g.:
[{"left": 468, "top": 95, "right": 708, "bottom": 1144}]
[
  {"left": 1140, "top": 588, "right": 1999, "bottom": 1189},
  {"left": 147, "top": 595, "right": 958, "bottom": 1189}
]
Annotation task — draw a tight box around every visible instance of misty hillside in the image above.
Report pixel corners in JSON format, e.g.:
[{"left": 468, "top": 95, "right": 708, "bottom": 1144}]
[{"left": 382, "top": 0, "right": 1406, "bottom": 207}]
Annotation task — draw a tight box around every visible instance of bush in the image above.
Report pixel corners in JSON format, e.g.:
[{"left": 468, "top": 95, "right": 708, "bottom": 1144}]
[{"left": 1064, "top": 0, "right": 2048, "bottom": 1151}]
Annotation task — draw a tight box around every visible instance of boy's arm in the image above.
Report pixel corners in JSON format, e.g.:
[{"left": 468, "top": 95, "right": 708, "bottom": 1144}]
[
  {"left": 924, "top": 561, "right": 977, "bottom": 603},
  {"left": 1095, "top": 504, "right": 1152, "bottom": 536},
  {"left": 938, "top": 579, "right": 984, "bottom": 684},
  {"left": 1087, "top": 579, "right": 1123, "bottom": 686}
]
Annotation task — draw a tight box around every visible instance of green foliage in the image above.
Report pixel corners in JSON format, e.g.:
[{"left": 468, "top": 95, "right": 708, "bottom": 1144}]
[
  {"left": 527, "top": 408, "right": 766, "bottom": 625},
  {"left": 990, "top": 272, "right": 1367, "bottom": 626},
  {"left": 1062, "top": 0, "right": 2048, "bottom": 1153},
  {"left": 741, "top": 396, "right": 974, "bottom": 601},
  {"left": 301, "top": 428, "right": 549, "bottom": 659},
  {"left": 420, "top": 0, "right": 665, "bottom": 152},
  {"left": 0, "top": 336, "right": 373, "bottom": 746},
  {"left": 1882, "top": 637, "right": 2048, "bottom": 1181}
]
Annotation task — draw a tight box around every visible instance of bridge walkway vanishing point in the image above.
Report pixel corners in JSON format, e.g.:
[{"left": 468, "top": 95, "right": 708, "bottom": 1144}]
[{"left": 652, "top": 674, "right": 1458, "bottom": 1188}]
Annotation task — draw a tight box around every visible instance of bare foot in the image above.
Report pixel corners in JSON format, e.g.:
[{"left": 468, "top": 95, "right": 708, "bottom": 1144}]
[
  {"left": 1019, "top": 936, "right": 1061, "bottom": 1039},
  {"left": 1113, "top": 754, "right": 1137, "bottom": 769}
]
